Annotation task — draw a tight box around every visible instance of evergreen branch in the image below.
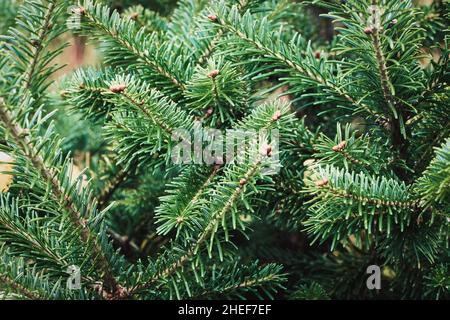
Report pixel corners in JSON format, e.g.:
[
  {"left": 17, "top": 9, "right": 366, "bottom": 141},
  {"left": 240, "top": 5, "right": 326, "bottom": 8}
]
[
  {"left": 0, "top": 0, "right": 67, "bottom": 110},
  {"left": 369, "top": 1, "right": 396, "bottom": 110},
  {"left": 97, "top": 165, "right": 131, "bottom": 209},
  {"left": 61, "top": 67, "right": 117, "bottom": 122},
  {"left": 368, "top": 1, "right": 408, "bottom": 178},
  {"left": 305, "top": 164, "right": 419, "bottom": 211},
  {"left": 0, "top": 195, "right": 71, "bottom": 273},
  {"left": 0, "top": 0, "right": 447, "bottom": 300},
  {"left": 185, "top": 57, "right": 247, "bottom": 125},
  {"left": 414, "top": 138, "right": 450, "bottom": 210},
  {"left": 129, "top": 101, "right": 295, "bottom": 298},
  {"left": 156, "top": 165, "right": 221, "bottom": 238},
  {"left": 79, "top": 1, "right": 187, "bottom": 97},
  {"left": 0, "top": 247, "right": 69, "bottom": 300},
  {"left": 105, "top": 74, "right": 193, "bottom": 136},
  {"left": 21, "top": 1, "right": 56, "bottom": 94},
  {"left": 0, "top": 99, "right": 119, "bottom": 295},
  {"left": 0, "top": 273, "right": 41, "bottom": 300},
  {"left": 303, "top": 164, "right": 425, "bottom": 247},
  {"left": 313, "top": 123, "right": 391, "bottom": 173},
  {"left": 100, "top": 74, "right": 194, "bottom": 168},
  {"left": 193, "top": 262, "right": 286, "bottom": 299},
  {"left": 195, "top": 0, "right": 250, "bottom": 66},
  {"left": 128, "top": 153, "right": 266, "bottom": 297},
  {"left": 210, "top": 3, "right": 384, "bottom": 122},
  {"left": 166, "top": 0, "right": 208, "bottom": 45},
  {"left": 123, "top": 5, "right": 168, "bottom": 35}
]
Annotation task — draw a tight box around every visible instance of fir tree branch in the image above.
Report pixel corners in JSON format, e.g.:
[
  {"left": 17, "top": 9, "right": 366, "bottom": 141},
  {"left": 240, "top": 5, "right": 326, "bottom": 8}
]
[
  {"left": 0, "top": 0, "right": 67, "bottom": 112},
  {"left": 97, "top": 165, "right": 131, "bottom": 209},
  {"left": 211, "top": 5, "right": 384, "bottom": 122},
  {"left": 0, "top": 273, "right": 41, "bottom": 300},
  {"left": 194, "top": 262, "right": 286, "bottom": 299},
  {"left": 156, "top": 165, "right": 221, "bottom": 237},
  {"left": 0, "top": 99, "right": 119, "bottom": 295},
  {"left": 21, "top": 1, "right": 56, "bottom": 94},
  {"left": 369, "top": 2, "right": 396, "bottom": 110},
  {"left": 127, "top": 154, "right": 265, "bottom": 298},
  {"left": 0, "top": 198, "right": 69, "bottom": 270},
  {"left": 368, "top": 1, "right": 408, "bottom": 179},
  {"left": 120, "top": 91, "right": 175, "bottom": 135},
  {"left": 195, "top": 0, "right": 250, "bottom": 66},
  {"left": 136, "top": 101, "right": 295, "bottom": 299},
  {"left": 80, "top": 1, "right": 187, "bottom": 94}
]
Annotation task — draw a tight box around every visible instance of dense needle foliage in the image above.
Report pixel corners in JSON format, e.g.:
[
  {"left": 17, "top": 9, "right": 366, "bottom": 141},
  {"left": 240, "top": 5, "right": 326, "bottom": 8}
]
[{"left": 0, "top": 0, "right": 448, "bottom": 300}]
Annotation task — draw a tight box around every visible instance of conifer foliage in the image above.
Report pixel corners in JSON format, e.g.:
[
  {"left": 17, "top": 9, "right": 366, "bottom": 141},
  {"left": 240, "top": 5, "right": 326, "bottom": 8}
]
[{"left": 0, "top": 0, "right": 448, "bottom": 300}]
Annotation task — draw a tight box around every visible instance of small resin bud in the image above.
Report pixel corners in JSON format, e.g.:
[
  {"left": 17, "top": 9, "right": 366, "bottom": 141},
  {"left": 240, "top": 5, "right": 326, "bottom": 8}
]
[
  {"left": 31, "top": 39, "right": 40, "bottom": 47},
  {"left": 73, "top": 6, "right": 86, "bottom": 15},
  {"left": 314, "top": 51, "right": 321, "bottom": 59},
  {"left": 364, "top": 27, "right": 373, "bottom": 34},
  {"left": 109, "top": 83, "right": 127, "bottom": 93},
  {"left": 315, "top": 178, "right": 329, "bottom": 187},
  {"left": 260, "top": 144, "right": 272, "bottom": 157},
  {"left": 208, "top": 69, "right": 219, "bottom": 78},
  {"left": 272, "top": 110, "right": 282, "bottom": 121},
  {"left": 205, "top": 108, "right": 213, "bottom": 116},
  {"left": 207, "top": 14, "right": 218, "bottom": 22},
  {"left": 332, "top": 140, "right": 347, "bottom": 152},
  {"left": 176, "top": 216, "right": 184, "bottom": 224},
  {"left": 387, "top": 18, "right": 398, "bottom": 28},
  {"left": 130, "top": 12, "right": 139, "bottom": 20},
  {"left": 239, "top": 178, "right": 247, "bottom": 186}
]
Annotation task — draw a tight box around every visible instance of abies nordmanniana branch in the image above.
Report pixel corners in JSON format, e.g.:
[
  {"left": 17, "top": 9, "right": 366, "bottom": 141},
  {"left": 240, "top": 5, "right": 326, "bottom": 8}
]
[{"left": 0, "top": 0, "right": 448, "bottom": 300}]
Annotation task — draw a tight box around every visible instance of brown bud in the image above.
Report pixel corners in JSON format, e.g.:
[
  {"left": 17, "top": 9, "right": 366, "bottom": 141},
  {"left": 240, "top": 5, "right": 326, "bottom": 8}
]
[
  {"left": 207, "top": 14, "right": 218, "bottom": 22},
  {"left": 239, "top": 178, "right": 247, "bottom": 186},
  {"left": 260, "top": 144, "right": 272, "bottom": 157},
  {"left": 387, "top": 19, "right": 398, "bottom": 28},
  {"left": 272, "top": 110, "right": 282, "bottom": 121},
  {"left": 205, "top": 108, "right": 213, "bottom": 116},
  {"left": 31, "top": 39, "right": 40, "bottom": 47},
  {"left": 364, "top": 27, "right": 373, "bottom": 34},
  {"left": 176, "top": 216, "right": 184, "bottom": 224},
  {"left": 208, "top": 69, "right": 219, "bottom": 78},
  {"left": 332, "top": 140, "right": 347, "bottom": 152},
  {"left": 314, "top": 51, "right": 321, "bottom": 59},
  {"left": 73, "top": 6, "right": 86, "bottom": 15},
  {"left": 315, "top": 178, "right": 329, "bottom": 187},
  {"left": 110, "top": 83, "right": 127, "bottom": 93},
  {"left": 130, "top": 12, "right": 139, "bottom": 20}
]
